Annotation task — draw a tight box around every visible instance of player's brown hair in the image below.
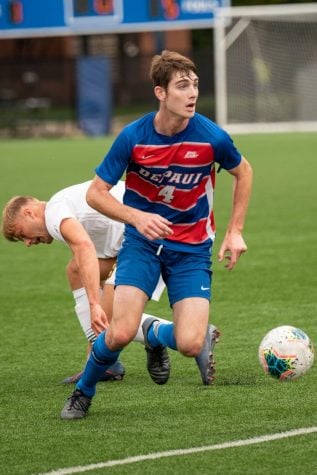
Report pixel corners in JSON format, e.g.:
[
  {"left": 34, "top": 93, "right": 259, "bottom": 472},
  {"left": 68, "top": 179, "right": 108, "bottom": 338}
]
[{"left": 150, "top": 50, "right": 197, "bottom": 90}]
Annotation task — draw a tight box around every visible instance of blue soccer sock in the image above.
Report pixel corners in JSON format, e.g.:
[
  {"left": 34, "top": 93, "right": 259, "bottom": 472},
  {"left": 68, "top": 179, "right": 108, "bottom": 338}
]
[
  {"left": 76, "top": 331, "right": 121, "bottom": 398},
  {"left": 147, "top": 322, "right": 177, "bottom": 350}
]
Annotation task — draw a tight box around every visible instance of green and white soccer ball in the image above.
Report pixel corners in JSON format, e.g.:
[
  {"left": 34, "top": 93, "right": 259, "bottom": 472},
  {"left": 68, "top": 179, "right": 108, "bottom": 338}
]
[{"left": 258, "top": 325, "right": 314, "bottom": 381}]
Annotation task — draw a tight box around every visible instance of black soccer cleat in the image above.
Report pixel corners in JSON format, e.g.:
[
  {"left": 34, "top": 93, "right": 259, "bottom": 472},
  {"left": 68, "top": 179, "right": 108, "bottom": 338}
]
[
  {"left": 60, "top": 389, "right": 92, "bottom": 420},
  {"left": 142, "top": 317, "right": 170, "bottom": 385}
]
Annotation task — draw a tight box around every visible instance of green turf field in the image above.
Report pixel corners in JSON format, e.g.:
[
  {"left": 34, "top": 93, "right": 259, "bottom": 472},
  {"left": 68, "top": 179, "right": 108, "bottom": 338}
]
[{"left": 0, "top": 133, "right": 316, "bottom": 475}]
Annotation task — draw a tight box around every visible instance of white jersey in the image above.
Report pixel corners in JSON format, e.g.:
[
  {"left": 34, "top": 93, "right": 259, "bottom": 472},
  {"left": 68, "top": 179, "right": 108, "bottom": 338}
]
[
  {"left": 45, "top": 180, "right": 166, "bottom": 301},
  {"left": 45, "top": 181, "right": 125, "bottom": 258}
]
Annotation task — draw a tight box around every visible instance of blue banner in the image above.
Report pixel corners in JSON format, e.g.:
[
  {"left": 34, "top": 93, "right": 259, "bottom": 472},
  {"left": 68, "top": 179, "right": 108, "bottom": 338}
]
[{"left": 76, "top": 57, "right": 112, "bottom": 136}]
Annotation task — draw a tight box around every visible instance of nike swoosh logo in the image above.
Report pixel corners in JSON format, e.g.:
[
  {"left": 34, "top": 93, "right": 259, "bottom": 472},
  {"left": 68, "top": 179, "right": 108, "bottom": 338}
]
[
  {"left": 141, "top": 154, "right": 155, "bottom": 159},
  {"left": 201, "top": 286, "right": 209, "bottom": 291}
]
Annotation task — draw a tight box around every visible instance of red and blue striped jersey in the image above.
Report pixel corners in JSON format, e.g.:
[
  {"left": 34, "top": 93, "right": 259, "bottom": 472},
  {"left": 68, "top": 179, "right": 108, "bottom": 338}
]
[{"left": 95, "top": 112, "right": 242, "bottom": 253}]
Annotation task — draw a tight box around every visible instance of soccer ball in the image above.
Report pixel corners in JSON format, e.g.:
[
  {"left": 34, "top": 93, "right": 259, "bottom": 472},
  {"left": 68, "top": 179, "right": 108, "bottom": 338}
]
[{"left": 258, "top": 325, "right": 314, "bottom": 381}]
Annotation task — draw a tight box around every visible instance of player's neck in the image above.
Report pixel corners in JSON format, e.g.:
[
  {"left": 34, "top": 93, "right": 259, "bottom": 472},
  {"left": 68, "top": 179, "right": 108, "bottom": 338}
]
[
  {"left": 154, "top": 111, "right": 189, "bottom": 137},
  {"left": 39, "top": 201, "right": 47, "bottom": 214}
]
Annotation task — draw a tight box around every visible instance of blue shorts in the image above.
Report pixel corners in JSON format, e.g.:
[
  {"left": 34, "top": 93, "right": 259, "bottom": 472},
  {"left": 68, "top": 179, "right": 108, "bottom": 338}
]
[{"left": 115, "top": 233, "right": 212, "bottom": 306}]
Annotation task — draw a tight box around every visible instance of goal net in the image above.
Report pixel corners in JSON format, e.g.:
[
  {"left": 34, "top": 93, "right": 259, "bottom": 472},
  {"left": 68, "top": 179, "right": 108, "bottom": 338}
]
[{"left": 214, "top": 3, "right": 317, "bottom": 133}]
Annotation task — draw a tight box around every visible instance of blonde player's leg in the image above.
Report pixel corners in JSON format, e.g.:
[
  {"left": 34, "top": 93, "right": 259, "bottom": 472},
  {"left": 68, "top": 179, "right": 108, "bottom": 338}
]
[{"left": 62, "top": 257, "right": 124, "bottom": 384}]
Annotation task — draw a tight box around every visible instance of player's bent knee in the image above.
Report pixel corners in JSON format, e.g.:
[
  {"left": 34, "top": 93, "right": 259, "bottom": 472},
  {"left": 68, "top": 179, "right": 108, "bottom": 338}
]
[
  {"left": 108, "top": 328, "right": 135, "bottom": 349},
  {"left": 66, "top": 258, "right": 79, "bottom": 277},
  {"left": 177, "top": 340, "right": 202, "bottom": 358}
]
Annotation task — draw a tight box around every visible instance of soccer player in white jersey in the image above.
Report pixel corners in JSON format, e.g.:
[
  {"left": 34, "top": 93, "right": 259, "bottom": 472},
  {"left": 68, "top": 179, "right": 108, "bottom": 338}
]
[
  {"left": 1, "top": 180, "right": 215, "bottom": 384},
  {"left": 2, "top": 180, "right": 165, "bottom": 381},
  {"left": 55, "top": 51, "right": 252, "bottom": 419}
]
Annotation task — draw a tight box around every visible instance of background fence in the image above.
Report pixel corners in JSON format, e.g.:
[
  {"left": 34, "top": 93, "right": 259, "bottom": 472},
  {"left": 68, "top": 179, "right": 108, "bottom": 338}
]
[{"left": 0, "top": 49, "right": 215, "bottom": 137}]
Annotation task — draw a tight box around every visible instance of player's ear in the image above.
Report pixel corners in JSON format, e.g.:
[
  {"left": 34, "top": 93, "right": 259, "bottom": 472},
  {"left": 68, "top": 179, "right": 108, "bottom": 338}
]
[
  {"left": 23, "top": 207, "right": 34, "bottom": 219},
  {"left": 154, "top": 85, "right": 166, "bottom": 101}
]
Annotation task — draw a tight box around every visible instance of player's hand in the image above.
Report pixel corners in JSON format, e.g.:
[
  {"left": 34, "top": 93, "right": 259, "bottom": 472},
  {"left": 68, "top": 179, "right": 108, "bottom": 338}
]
[
  {"left": 90, "top": 304, "right": 109, "bottom": 336},
  {"left": 133, "top": 211, "right": 173, "bottom": 241},
  {"left": 218, "top": 231, "right": 247, "bottom": 271}
]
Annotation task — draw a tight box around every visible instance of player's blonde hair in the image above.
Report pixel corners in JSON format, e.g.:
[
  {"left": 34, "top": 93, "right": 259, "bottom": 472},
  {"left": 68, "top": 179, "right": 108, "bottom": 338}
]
[
  {"left": 150, "top": 50, "right": 197, "bottom": 90},
  {"left": 1, "top": 196, "right": 38, "bottom": 241}
]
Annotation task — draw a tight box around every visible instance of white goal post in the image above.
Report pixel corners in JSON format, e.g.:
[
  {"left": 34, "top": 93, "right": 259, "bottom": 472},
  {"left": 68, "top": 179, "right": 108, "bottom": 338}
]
[{"left": 213, "top": 3, "right": 317, "bottom": 133}]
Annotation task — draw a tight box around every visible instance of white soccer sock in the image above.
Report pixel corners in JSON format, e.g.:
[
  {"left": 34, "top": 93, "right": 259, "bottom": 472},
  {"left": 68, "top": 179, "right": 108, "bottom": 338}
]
[
  {"left": 134, "top": 313, "right": 170, "bottom": 344},
  {"left": 72, "top": 287, "right": 96, "bottom": 343},
  {"left": 73, "top": 289, "right": 169, "bottom": 345}
]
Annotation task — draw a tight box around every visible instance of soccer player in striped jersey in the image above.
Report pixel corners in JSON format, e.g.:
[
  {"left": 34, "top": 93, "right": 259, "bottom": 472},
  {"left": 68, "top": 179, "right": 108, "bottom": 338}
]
[{"left": 60, "top": 50, "right": 252, "bottom": 419}]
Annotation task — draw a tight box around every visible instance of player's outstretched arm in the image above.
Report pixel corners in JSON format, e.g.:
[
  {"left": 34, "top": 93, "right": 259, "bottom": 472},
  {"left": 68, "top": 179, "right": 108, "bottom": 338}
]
[
  {"left": 60, "top": 217, "right": 108, "bottom": 334},
  {"left": 218, "top": 157, "right": 253, "bottom": 270}
]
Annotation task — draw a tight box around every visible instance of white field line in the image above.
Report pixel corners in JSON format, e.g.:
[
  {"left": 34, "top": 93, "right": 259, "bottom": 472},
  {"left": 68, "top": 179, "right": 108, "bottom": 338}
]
[{"left": 37, "top": 426, "right": 317, "bottom": 475}]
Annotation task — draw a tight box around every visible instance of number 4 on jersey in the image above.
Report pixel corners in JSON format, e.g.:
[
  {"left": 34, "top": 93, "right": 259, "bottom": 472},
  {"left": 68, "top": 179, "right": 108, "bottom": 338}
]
[{"left": 158, "top": 185, "right": 175, "bottom": 203}]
